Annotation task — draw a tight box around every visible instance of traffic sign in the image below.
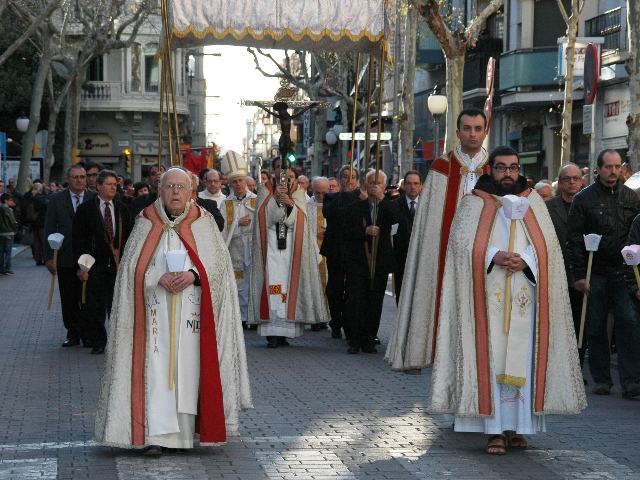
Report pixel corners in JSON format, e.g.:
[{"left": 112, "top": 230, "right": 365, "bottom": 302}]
[
  {"left": 584, "top": 43, "right": 599, "bottom": 105},
  {"left": 484, "top": 97, "right": 493, "bottom": 132},
  {"left": 338, "top": 132, "right": 392, "bottom": 141}
]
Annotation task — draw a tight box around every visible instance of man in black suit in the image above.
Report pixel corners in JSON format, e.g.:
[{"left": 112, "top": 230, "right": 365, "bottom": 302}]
[
  {"left": 545, "top": 162, "right": 585, "bottom": 368},
  {"left": 392, "top": 170, "right": 423, "bottom": 304},
  {"left": 73, "top": 170, "right": 132, "bottom": 354},
  {"left": 129, "top": 164, "right": 165, "bottom": 218},
  {"left": 342, "top": 169, "right": 403, "bottom": 354},
  {"left": 45, "top": 165, "right": 96, "bottom": 347},
  {"left": 321, "top": 165, "right": 362, "bottom": 339}
]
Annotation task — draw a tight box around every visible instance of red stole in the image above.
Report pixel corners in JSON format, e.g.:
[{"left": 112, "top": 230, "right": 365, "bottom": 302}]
[
  {"left": 130, "top": 203, "right": 226, "bottom": 445},
  {"left": 471, "top": 189, "right": 550, "bottom": 415}
]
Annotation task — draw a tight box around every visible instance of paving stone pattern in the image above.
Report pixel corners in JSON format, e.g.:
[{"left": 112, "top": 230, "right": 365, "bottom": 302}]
[{"left": 1, "top": 249, "right": 640, "bottom": 479}]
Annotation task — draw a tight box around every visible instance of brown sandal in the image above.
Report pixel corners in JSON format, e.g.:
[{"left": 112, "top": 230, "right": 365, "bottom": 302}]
[
  {"left": 486, "top": 434, "right": 507, "bottom": 455},
  {"left": 506, "top": 431, "right": 527, "bottom": 449}
]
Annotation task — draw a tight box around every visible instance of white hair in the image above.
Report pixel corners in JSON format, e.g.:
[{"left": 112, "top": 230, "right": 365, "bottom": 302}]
[
  {"left": 534, "top": 181, "right": 554, "bottom": 196},
  {"left": 311, "top": 176, "right": 329, "bottom": 189},
  {"left": 205, "top": 169, "right": 220, "bottom": 181},
  {"left": 365, "top": 169, "right": 387, "bottom": 185},
  {"left": 160, "top": 167, "right": 193, "bottom": 188}
]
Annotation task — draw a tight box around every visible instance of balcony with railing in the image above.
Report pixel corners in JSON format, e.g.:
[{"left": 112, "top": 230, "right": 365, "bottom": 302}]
[
  {"left": 584, "top": 7, "right": 627, "bottom": 51},
  {"left": 464, "top": 52, "right": 501, "bottom": 92},
  {"left": 81, "top": 81, "right": 188, "bottom": 114},
  {"left": 499, "top": 47, "right": 558, "bottom": 91}
]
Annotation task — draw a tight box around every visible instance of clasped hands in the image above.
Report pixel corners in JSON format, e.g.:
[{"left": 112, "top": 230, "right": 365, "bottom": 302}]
[
  {"left": 158, "top": 271, "right": 196, "bottom": 294},
  {"left": 493, "top": 251, "right": 526, "bottom": 276}
]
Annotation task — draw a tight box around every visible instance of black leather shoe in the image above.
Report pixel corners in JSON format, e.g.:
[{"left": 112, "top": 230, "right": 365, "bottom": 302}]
[
  {"left": 347, "top": 346, "right": 359, "bottom": 354},
  {"left": 374, "top": 337, "right": 381, "bottom": 345},
  {"left": 277, "top": 337, "right": 290, "bottom": 347},
  {"left": 91, "top": 346, "right": 105, "bottom": 355},
  {"left": 331, "top": 329, "right": 342, "bottom": 339},
  {"left": 267, "top": 337, "right": 279, "bottom": 348},
  {"left": 362, "top": 346, "right": 377, "bottom": 354},
  {"left": 143, "top": 445, "right": 163, "bottom": 456},
  {"left": 310, "top": 324, "right": 321, "bottom": 331},
  {"left": 62, "top": 338, "right": 80, "bottom": 347}
]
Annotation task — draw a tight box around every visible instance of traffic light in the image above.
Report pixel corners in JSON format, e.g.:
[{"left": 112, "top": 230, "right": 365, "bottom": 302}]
[
  {"left": 71, "top": 148, "right": 82, "bottom": 165},
  {"left": 286, "top": 150, "right": 296, "bottom": 166},
  {"left": 123, "top": 148, "right": 132, "bottom": 173}
]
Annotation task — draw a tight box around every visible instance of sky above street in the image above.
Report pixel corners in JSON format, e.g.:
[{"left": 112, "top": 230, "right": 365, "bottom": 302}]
[{"left": 203, "top": 45, "right": 283, "bottom": 155}]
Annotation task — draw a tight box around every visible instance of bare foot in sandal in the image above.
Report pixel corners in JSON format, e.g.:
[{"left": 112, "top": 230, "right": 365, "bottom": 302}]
[
  {"left": 506, "top": 431, "right": 527, "bottom": 449},
  {"left": 486, "top": 434, "right": 507, "bottom": 455}
]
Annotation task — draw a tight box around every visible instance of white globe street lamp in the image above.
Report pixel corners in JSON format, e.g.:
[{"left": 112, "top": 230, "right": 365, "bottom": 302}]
[
  {"left": 16, "top": 116, "right": 29, "bottom": 134},
  {"left": 427, "top": 95, "right": 447, "bottom": 159}
]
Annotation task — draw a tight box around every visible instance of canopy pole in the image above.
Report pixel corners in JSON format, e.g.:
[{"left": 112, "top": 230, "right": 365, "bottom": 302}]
[
  {"left": 349, "top": 53, "right": 361, "bottom": 182},
  {"left": 370, "top": 51, "right": 385, "bottom": 289}
]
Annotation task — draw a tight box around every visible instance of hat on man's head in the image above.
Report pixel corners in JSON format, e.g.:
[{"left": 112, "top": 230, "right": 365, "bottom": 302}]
[{"left": 220, "top": 150, "right": 247, "bottom": 181}]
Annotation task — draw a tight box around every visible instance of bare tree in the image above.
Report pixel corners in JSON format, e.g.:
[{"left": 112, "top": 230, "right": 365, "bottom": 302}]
[
  {"left": 627, "top": 0, "right": 640, "bottom": 172},
  {"left": 411, "top": 0, "right": 503, "bottom": 152},
  {"left": 557, "top": 0, "right": 587, "bottom": 165},
  {"left": 399, "top": 2, "right": 417, "bottom": 175}
]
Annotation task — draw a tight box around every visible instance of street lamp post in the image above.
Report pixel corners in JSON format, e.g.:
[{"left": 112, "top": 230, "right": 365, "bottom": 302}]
[{"left": 427, "top": 95, "right": 447, "bottom": 160}]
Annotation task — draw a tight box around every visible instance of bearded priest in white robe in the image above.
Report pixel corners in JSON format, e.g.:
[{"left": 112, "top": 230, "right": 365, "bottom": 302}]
[
  {"left": 248, "top": 158, "right": 329, "bottom": 348},
  {"left": 219, "top": 151, "right": 257, "bottom": 326},
  {"left": 430, "top": 147, "right": 586, "bottom": 455},
  {"left": 385, "top": 108, "right": 490, "bottom": 373},
  {"left": 94, "top": 167, "right": 252, "bottom": 455}
]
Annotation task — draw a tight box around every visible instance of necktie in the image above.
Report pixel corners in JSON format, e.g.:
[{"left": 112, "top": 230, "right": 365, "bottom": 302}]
[
  {"left": 103, "top": 202, "right": 114, "bottom": 245},
  {"left": 73, "top": 195, "right": 80, "bottom": 212},
  {"left": 409, "top": 201, "right": 416, "bottom": 230}
]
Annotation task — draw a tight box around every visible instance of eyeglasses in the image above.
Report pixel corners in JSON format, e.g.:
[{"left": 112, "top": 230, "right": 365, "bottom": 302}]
[
  {"left": 164, "top": 183, "right": 188, "bottom": 191},
  {"left": 560, "top": 176, "right": 582, "bottom": 183},
  {"left": 491, "top": 165, "right": 520, "bottom": 173},
  {"left": 86, "top": 173, "right": 98, "bottom": 177},
  {"left": 68, "top": 175, "right": 86, "bottom": 180}
]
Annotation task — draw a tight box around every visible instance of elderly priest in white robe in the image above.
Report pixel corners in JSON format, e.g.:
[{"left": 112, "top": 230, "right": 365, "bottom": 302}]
[
  {"left": 94, "top": 167, "right": 252, "bottom": 456},
  {"left": 430, "top": 147, "right": 586, "bottom": 455}
]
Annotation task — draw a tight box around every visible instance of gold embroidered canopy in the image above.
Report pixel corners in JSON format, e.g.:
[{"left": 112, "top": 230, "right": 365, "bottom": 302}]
[{"left": 160, "top": 0, "right": 389, "bottom": 57}]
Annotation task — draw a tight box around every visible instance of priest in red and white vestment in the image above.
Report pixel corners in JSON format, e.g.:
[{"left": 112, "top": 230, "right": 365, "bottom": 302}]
[
  {"left": 430, "top": 147, "right": 586, "bottom": 454},
  {"left": 94, "top": 168, "right": 252, "bottom": 454},
  {"left": 385, "top": 107, "right": 490, "bottom": 372},
  {"left": 248, "top": 158, "right": 328, "bottom": 347}
]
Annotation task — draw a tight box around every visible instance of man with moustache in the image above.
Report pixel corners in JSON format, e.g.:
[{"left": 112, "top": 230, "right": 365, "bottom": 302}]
[
  {"left": 430, "top": 146, "right": 586, "bottom": 454},
  {"left": 386, "top": 107, "right": 490, "bottom": 374},
  {"left": 44, "top": 165, "right": 96, "bottom": 347},
  {"left": 567, "top": 149, "right": 640, "bottom": 398}
]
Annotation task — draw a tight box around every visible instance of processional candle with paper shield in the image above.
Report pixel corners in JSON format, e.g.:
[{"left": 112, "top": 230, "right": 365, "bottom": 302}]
[
  {"left": 46, "top": 233, "right": 64, "bottom": 310},
  {"left": 77, "top": 254, "right": 95, "bottom": 304},
  {"left": 578, "top": 234, "right": 602, "bottom": 348},
  {"left": 500, "top": 195, "right": 530, "bottom": 333},
  {"left": 165, "top": 249, "right": 187, "bottom": 391}
]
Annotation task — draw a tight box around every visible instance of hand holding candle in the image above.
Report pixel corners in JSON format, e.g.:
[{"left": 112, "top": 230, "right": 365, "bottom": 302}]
[
  {"left": 46, "top": 233, "right": 64, "bottom": 310},
  {"left": 77, "top": 254, "right": 95, "bottom": 304}
]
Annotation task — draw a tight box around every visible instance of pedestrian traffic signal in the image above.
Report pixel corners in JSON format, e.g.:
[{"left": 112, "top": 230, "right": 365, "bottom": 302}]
[
  {"left": 71, "top": 148, "right": 82, "bottom": 165},
  {"left": 286, "top": 150, "right": 296, "bottom": 166},
  {"left": 123, "top": 148, "right": 132, "bottom": 173}
]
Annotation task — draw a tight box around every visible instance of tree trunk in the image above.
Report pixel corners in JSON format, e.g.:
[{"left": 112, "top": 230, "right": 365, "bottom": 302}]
[
  {"left": 400, "top": 3, "right": 417, "bottom": 175},
  {"left": 17, "top": 37, "right": 53, "bottom": 193},
  {"left": 627, "top": 1, "right": 640, "bottom": 172},
  {"left": 445, "top": 55, "right": 465, "bottom": 153},
  {"left": 560, "top": 20, "right": 580, "bottom": 165},
  {"left": 312, "top": 111, "right": 324, "bottom": 177}
]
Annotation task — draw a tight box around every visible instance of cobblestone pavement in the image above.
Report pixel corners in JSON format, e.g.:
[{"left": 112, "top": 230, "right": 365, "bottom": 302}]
[{"left": 2, "top": 248, "right": 640, "bottom": 479}]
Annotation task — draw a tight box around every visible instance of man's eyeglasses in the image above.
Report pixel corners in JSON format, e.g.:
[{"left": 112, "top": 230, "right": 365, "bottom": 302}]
[
  {"left": 491, "top": 165, "right": 520, "bottom": 173},
  {"left": 68, "top": 175, "right": 86, "bottom": 180},
  {"left": 164, "top": 183, "right": 188, "bottom": 191},
  {"left": 560, "top": 176, "right": 581, "bottom": 183},
  {"left": 86, "top": 173, "right": 99, "bottom": 178}
]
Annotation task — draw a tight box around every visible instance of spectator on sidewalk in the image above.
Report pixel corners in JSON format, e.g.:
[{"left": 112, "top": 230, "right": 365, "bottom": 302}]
[
  {"left": 0, "top": 193, "right": 19, "bottom": 275},
  {"left": 567, "top": 149, "right": 640, "bottom": 398},
  {"left": 29, "top": 182, "right": 49, "bottom": 266}
]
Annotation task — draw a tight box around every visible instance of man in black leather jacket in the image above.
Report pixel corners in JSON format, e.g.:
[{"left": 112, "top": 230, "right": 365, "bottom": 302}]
[{"left": 567, "top": 149, "right": 640, "bottom": 398}]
